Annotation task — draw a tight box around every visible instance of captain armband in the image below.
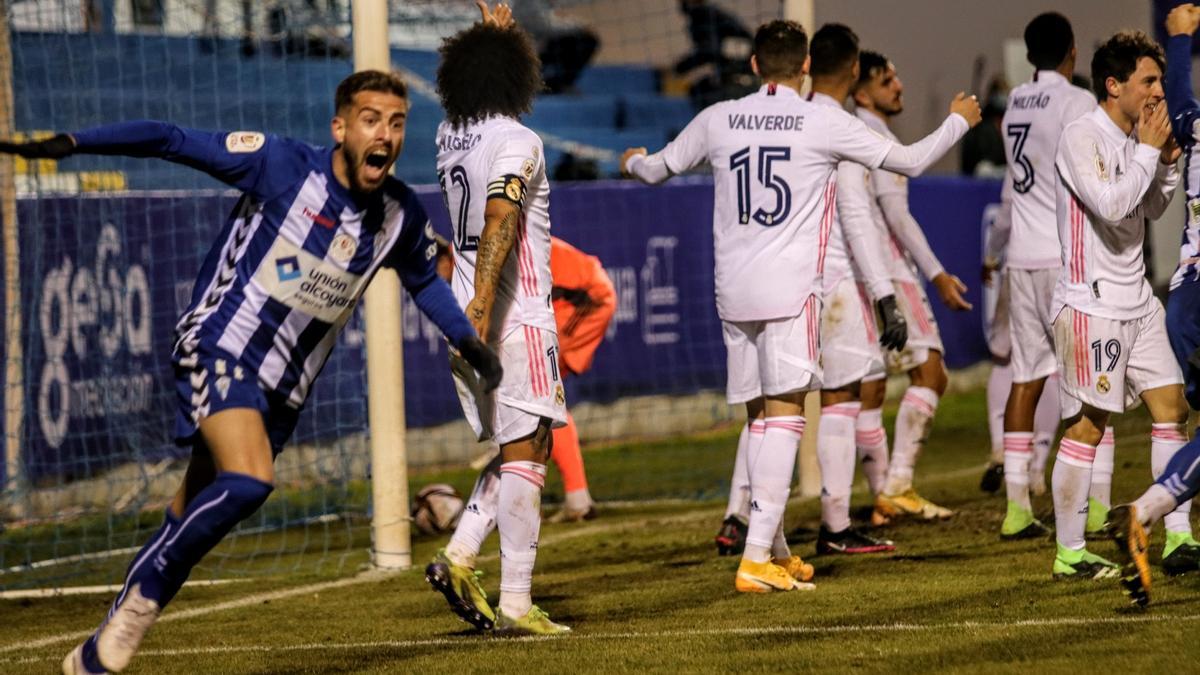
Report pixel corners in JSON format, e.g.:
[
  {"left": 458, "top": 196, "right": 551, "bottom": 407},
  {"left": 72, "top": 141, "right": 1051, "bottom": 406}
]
[{"left": 487, "top": 174, "right": 528, "bottom": 208}]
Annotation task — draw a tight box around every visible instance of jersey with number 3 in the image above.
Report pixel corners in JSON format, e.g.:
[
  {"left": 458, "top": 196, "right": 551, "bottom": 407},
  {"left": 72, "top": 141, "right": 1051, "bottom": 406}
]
[
  {"left": 1001, "top": 70, "right": 1095, "bottom": 269},
  {"left": 436, "top": 116, "right": 556, "bottom": 340},
  {"left": 644, "top": 84, "right": 903, "bottom": 322}
]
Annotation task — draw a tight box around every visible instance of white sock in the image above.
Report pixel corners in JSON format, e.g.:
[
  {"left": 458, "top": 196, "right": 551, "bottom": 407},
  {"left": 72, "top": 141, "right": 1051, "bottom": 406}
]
[
  {"left": 987, "top": 363, "right": 1012, "bottom": 465},
  {"left": 1003, "top": 432, "right": 1034, "bottom": 512},
  {"left": 744, "top": 416, "right": 804, "bottom": 563},
  {"left": 497, "top": 461, "right": 546, "bottom": 619},
  {"left": 884, "top": 386, "right": 939, "bottom": 495},
  {"left": 446, "top": 453, "right": 502, "bottom": 568},
  {"left": 1133, "top": 484, "right": 1180, "bottom": 527},
  {"left": 1031, "top": 375, "right": 1061, "bottom": 493},
  {"left": 1151, "top": 423, "right": 1192, "bottom": 534},
  {"left": 1089, "top": 426, "right": 1115, "bottom": 508},
  {"left": 771, "top": 522, "right": 791, "bottom": 560},
  {"left": 855, "top": 406, "right": 889, "bottom": 495},
  {"left": 1052, "top": 438, "right": 1095, "bottom": 551},
  {"left": 725, "top": 420, "right": 763, "bottom": 521},
  {"left": 818, "top": 402, "right": 860, "bottom": 532}
]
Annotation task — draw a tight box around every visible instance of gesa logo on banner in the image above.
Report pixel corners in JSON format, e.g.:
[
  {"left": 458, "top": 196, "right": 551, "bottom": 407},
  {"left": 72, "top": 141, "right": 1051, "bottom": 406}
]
[{"left": 37, "top": 223, "right": 154, "bottom": 448}]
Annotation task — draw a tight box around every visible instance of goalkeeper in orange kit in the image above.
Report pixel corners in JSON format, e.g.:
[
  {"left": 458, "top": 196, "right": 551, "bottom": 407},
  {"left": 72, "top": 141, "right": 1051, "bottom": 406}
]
[{"left": 435, "top": 234, "right": 615, "bottom": 521}]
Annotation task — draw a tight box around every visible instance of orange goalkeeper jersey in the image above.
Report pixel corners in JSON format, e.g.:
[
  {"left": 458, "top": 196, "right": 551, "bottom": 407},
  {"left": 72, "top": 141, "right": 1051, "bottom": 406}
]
[{"left": 550, "top": 236, "right": 616, "bottom": 375}]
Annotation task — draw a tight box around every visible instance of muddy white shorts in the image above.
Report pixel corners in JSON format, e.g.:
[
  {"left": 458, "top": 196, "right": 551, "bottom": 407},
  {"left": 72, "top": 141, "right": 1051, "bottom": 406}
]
[
  {"left": 887, "top": 277, "right": 943, "bottom": 373},
  {"left": 820, "top": 279, "right": 885, "bottom": 390},
  {"left": 1053, "top": 301, "right": 1183, "bottom": 417},
  {"left": 1009, "top": 267, "right": 1059, "bottom": 383},
  {"left": 452, "top": 325, "right": 568, "bottom": 445},
  {"left": 723, "top": 295, "right": 821, "bottom": 404}
]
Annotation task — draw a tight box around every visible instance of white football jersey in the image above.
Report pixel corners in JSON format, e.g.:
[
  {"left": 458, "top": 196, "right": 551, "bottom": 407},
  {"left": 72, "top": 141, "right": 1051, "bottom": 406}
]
[
  {"left": 625, "top": 83, "right": 967, "bottom": 322},
  {"left": 857, "top": 108, "right": 944, "bottom": 282},
  {"left": 436, "top": 116, "right": 556, "bottom": 340},
  {"left": 1000, "top": 71, "right": 1096, "bottom": 269},
  {"left": 1053, "top": 106, "right": 1179, "bottom": 320}
]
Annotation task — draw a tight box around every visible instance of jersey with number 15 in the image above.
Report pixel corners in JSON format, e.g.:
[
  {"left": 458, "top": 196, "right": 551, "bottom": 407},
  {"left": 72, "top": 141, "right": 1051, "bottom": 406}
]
[
  {"left": 625, "top": 83, "right": 969, "bottom": 322},
  {"left": 1000, "top": 70, "right": 1095, "bottom": 269},
  {"left": 436, "top": 115, "right": 557, "bottom": 342}
]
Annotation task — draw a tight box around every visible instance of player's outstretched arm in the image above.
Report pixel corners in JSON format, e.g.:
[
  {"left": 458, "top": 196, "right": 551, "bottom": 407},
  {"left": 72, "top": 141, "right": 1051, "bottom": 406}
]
[
  {"left": 876, "top": 94, "right": 981, "bottom": 177},
  {"left": 0, "top": 133, "right": 75, "bottom": 159},
  {"left": 835, "top": 161, "right": 893, "bottom": 300},
  {"left": 1166, "top": 4, "right": 1200, "bottom": 145},
  {"left": 623, "top": 107, "right": 713, "bottom": 184}
]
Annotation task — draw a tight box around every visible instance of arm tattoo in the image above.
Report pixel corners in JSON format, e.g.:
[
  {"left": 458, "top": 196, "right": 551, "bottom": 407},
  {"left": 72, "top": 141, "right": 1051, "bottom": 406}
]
[{"left": 473, "top": 204, "right": 521, "bottom": 311}]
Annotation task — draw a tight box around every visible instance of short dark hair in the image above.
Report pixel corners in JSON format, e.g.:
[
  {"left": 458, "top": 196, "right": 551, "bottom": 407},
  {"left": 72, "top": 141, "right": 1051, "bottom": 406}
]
[
  {"left": 753, "top": 20, "right": 808, "bottom": 81},
  {"left": 809, "top": 23, "right": 859, "bottom": 79},
  {"left": 335, "top": 70, "right": 408, "bottom": 113},
  {"left": 854, "top": 50, "right": 889, "bottom": 92},
  {"left": 1024, "top": 12, "right": 1074, "bottom": 71},
  {"left": 1091, "top": 30, "right": 1165, "bottom": 101},
  {"left": 437, "top": 23, "right": 542, "bottom": 128}
]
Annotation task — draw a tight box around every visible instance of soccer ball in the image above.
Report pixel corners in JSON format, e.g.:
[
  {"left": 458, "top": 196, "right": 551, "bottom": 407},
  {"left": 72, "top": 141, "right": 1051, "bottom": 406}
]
[{"left": 411, "top": 483, "right": 465, "bottom": 536}]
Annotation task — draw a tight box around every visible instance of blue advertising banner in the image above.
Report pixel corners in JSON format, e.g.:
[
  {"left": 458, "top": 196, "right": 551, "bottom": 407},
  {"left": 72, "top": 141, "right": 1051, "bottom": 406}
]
[{"left": 12, "top": 177, "right": 1000, "bottom": 484}]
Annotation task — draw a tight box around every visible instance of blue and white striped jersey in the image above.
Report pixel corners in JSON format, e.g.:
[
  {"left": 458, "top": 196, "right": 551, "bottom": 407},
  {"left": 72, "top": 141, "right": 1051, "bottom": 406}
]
[
  {"left": 1166, "top": 33, "right": 1200, "bottom": 291},
  {"left": 72, "top": 121, "right": 473, "bottom": 410}
]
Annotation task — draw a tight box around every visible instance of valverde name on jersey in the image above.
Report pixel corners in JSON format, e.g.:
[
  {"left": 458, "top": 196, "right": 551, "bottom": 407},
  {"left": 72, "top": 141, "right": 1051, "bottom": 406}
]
[{"left": 727, "top": 113, "right": 806, "bottom": 131}]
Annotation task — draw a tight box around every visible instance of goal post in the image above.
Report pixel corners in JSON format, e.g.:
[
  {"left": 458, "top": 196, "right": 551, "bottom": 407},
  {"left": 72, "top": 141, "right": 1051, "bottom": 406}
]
[{"left": 354, "top": 0, "right": 411, "bottom": 571}]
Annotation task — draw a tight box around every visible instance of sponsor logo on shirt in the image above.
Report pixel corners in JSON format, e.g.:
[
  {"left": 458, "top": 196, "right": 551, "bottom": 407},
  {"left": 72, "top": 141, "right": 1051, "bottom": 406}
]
[
  {"left": 225, "top": 131, "right": 265, "bottom": 153},
  {"left": 303, "top": 206, "right": 335, "bottom": 229},
  {"left": 258, "top": 240, "right": 366, "bottom": 322},
  {"left": 275, "top": 256, "right": 302, "bottom": 281}
]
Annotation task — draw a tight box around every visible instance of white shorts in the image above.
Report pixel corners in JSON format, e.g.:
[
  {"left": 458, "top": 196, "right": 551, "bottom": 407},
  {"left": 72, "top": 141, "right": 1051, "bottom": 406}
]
[
  {"left": 888, "top": 277, "right": 943, "bottom": 373},
  {"left": 1009, "top": 268, "right": 1059, "bottom": 383},
  {"left": 1053, "top": 301, "right": 1183, "bottom": 417},
  {"left": 452, "top": 325, "right": 568, "bottom": 445},
  {"left": 984, "top": 269, "right": 1011, "bottom": 360},
  {"left": 723, "top": 295, "right": 821, "bottom": 404},
  {"left": 820, "top": 279, "right": 885, "bottom": 390}
]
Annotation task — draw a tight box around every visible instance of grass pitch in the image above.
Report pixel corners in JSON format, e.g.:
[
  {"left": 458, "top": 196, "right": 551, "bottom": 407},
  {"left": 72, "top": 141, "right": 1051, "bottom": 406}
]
[{"left": 3, "top": 390, "right": 1200, "bottom": 673}]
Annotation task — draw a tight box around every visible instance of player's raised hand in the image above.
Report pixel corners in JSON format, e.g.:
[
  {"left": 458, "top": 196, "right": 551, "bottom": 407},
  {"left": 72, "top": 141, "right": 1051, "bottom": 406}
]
[
  {"left": 620, "top": 147, "right": 646, "bottom": 176},
  {"left": 949, "top": 93, "right": 982, "bottom": 128},
  {"left": 933, "top": 272, "right": 973, "bottom": 311},
  {"left": 457, "top": 335, "right": 504, "bottom": 392},
  {"left": 1167, "top": 3, "right": 1200, "bottom": 37},
  {"left": 1162, "top": 127, "right": 1182, "bottom": 165},
  {"left": 476, "top": 1, "right": 514, "bottom": 29},
  {"left": 875, "top": 295, "right": 908, "bottom": 351},
  {"left": 1138, "top": 101, "right": 1172, "bottom": 150},
  {"left": 0, "top": 133, "right": 74, "bottom": 159}
]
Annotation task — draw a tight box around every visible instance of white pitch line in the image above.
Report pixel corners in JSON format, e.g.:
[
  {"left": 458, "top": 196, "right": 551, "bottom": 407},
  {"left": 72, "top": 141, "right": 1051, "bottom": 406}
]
[
  {"left": 0, "top": 578, "right": 249, "bottom": 600},
  {"left": 0, "top": 461, "right": 992, "bottom": 656},
  {"left": 4, "top": 612, "right": 1200, "bottom": 665}
]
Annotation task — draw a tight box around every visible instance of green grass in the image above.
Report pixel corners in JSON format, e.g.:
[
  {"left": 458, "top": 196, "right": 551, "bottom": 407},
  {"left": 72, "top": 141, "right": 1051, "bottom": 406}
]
[{"left": 4, "top": 389, "right": 1200, "bottom": 673}]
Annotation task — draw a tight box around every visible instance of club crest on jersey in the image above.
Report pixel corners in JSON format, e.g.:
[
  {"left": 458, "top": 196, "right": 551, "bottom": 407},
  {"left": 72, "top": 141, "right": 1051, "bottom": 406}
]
[
  {"left": 1093, "top": 144, "right": 1108, "bottom": 181},
  {"left": 521, "top": 158, "right": 536, "bottom": 180},
  {"left": 1097, "top": 374, "right": 1111, "bottom": 394},
  {"left": 329, "top": 233, "right": 358, "bottom": 262},
  {"left": 225, "top": 131, "right": 265, "bottom": 153},
  {"left": 554, "top": 384, "right": 565, "bottom": 407}
]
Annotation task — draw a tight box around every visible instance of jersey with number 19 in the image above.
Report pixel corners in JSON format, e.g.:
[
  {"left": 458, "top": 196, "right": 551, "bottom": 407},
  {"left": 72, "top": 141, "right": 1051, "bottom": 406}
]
[{"left": 436, "top": 115, "right": 566, "bottom": 443}]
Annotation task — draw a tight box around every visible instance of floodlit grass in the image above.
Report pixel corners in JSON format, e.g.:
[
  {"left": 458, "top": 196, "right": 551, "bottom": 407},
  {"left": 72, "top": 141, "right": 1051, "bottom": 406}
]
[{"left": 3, "top": 390, "right": 1199, "bottom": 673}]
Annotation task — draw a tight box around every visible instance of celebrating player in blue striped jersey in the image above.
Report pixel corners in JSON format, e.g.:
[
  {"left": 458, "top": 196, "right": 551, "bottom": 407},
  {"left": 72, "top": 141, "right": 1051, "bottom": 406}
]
[{"left": 0, "top": 70, "right": 502, "bottom": 674}]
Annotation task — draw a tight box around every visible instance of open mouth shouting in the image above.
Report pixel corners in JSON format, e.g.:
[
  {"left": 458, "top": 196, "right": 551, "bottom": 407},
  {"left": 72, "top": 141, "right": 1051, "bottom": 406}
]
[{"left": 360, "top": 146, "right": 392, "bottom": 186}]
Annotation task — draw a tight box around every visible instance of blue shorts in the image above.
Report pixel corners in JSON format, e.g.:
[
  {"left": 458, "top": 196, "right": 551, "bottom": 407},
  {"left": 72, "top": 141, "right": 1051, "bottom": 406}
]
[
  {"left": 1166, "top": 282, "right": 1200, "bottom": 410},
  {"left": 173, "top": 347, "right": 299, "bottom": 454}
]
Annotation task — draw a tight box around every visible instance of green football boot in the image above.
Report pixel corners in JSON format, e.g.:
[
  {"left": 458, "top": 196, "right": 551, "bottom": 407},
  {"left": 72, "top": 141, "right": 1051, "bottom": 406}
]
[
  {"left": 1161, "top": 531, "right": 1200, "bottom": 577},
  {"left": 1084, "top": 497, "right": 1110, "bottom": 539},
  {"left": 1052, "top": 543, "right": 1119, "bottom": 580},
  {"left": 1000, "top": 501, "right": 1051, "bottom": 540},
  {"left": 495, "top": 605, "right": 571, "bottom": 636},
  {"left": 425, "top": 548, "right": 496, "bottom": 630}
]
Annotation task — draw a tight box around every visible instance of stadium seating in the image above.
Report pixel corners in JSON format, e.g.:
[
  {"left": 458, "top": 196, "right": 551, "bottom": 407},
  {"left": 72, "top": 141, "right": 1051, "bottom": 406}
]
[{"left": 13, "top": 33, "right": 689, "bottom": 188}]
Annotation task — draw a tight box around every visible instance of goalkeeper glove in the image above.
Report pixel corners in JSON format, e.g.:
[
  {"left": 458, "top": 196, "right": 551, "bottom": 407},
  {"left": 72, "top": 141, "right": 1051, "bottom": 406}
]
[
  {"left": 457, "top": 335, "right": 503, "bottom": 392},
  {"left": 0, "top": 134, "right": 75, "bottom": 159},
  {"left": 875, "top": 295, "right": 908, "bottom": 352}
]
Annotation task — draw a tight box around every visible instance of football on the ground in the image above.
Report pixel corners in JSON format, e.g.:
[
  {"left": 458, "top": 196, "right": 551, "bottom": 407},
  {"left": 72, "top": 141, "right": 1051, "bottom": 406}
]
[{"left": 412, "top": 483, "right": 465, "bottom": 535}]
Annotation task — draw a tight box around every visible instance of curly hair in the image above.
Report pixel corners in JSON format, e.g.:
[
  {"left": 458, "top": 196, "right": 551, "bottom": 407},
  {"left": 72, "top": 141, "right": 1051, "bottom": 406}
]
[
  {"left": 1091, "top": 30, "right": 1165, "bottom": 102},
  {"left": 437, "top": 23, "right": 543, "bottom": 128},
  {"left": 334, "top": 70, "right": 408, "bottom": 113}
]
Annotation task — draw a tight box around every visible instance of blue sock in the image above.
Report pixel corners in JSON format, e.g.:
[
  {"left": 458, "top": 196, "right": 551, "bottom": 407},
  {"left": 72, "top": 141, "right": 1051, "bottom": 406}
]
[
  {"left": 1156, "top": 431, "right": 1200, "bottom": 504},
  {"left": 82, "top": 509, "right": 182, "bottom": 672}
]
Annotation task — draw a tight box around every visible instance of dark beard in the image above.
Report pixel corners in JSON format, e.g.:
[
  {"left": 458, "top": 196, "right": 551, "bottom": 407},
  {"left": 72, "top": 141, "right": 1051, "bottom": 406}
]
[{"left": 340, "top": 144, "right": 369, "bottom": 194}]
